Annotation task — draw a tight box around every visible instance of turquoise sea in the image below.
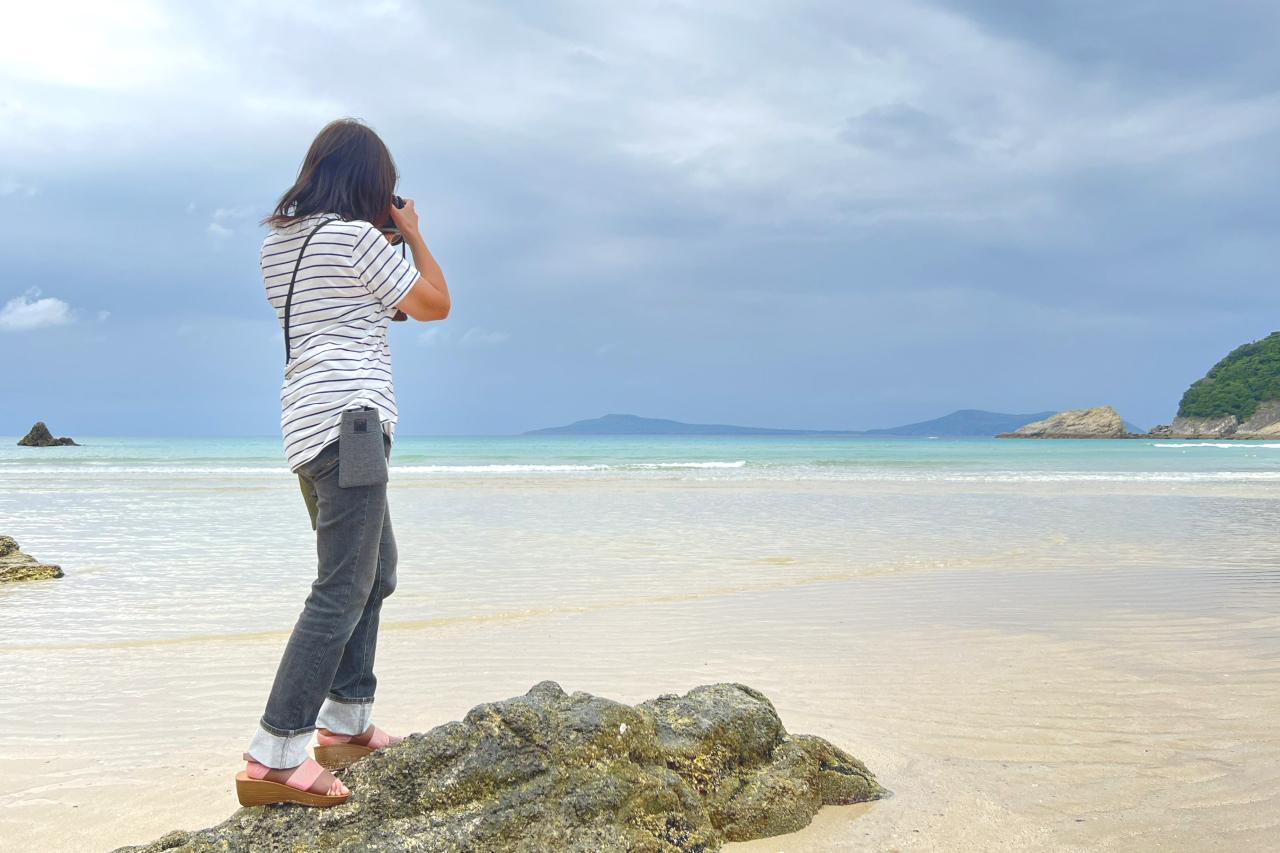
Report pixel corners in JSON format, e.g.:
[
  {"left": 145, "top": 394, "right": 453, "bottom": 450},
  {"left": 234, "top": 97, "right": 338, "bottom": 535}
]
[
  {"left": 5, "top": 433, "right": 1280, "bottom": 479},
  {"left": 4, "top": 434, "right": 1280, "bottom": 650}
]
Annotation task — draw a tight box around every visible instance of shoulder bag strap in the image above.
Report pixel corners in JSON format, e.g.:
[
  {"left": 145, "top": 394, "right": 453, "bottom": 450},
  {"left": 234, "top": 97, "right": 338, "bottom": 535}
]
[{"left": 283, "top": 216, "right": 338, "bottom": 365}]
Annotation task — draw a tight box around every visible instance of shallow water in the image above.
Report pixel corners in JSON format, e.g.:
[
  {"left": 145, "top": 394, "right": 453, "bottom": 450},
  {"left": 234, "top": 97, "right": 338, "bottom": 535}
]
[
  {"left": 2, "top": 436, "right": 1278, "bottom": 851},
  {"left": 4, "top": 436, "right": 1280, "bottom": 648}
]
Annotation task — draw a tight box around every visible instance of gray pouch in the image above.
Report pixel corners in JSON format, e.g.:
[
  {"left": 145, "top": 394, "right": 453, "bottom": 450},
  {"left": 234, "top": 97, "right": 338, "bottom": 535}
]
[{"left": 338, "top": 407, "right": 389, "bottom": 488}]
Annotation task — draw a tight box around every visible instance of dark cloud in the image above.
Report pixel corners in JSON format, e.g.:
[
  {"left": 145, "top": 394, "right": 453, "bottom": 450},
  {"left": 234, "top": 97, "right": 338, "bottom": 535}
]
[
  {"left": 1, "top": 1, "right": 1278, "bottom": 435},
  {"left": 841, "top": 104, "right": 963, "bottom": 156},
  {"left": 942, "top": 0, "right": 1280, "bottom": 93}
]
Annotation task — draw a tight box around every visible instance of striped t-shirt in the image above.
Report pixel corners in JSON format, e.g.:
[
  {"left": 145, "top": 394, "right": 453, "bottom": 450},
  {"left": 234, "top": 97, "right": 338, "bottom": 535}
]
[{"left": 262, "top": 213, "right": 419, "bottom": 472}]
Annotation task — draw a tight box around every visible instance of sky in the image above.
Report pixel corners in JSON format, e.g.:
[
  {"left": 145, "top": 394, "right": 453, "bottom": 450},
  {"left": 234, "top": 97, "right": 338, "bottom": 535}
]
[{"left": 2, "top": 0, "right": 1278, "bottom": 436}]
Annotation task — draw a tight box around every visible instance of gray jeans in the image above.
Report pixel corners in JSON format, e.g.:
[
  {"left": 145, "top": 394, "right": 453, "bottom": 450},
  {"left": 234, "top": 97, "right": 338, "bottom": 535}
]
[{"left": 246, "top": 430, "right": 397, "bottom": 768}]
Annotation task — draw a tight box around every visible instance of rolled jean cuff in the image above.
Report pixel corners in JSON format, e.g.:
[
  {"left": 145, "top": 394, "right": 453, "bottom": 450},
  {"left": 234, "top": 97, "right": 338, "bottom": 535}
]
[
  {"left": 316, "top": 693, "right": 374, "bottom": 736},
  {"left": 247, "top": 717, "right": 314, "bottom": 768}
]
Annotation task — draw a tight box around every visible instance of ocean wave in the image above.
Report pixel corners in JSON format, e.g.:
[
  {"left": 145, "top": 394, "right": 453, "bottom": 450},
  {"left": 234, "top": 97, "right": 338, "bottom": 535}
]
[
  {"left": 4, "top": 461, "right": 1276, "bottom": 484},
  {"left": 635, "top": 461, "right": 747, "bottom": 469},
  {"left": 940, "top": 471, "right": 1280, "bottom": 482},
  {"left": 0, "top": 460, "right": 750, "bottom": 476},
  {"left": 394, "top": 461, "right": 747, "bottom": 473},
  {"left": 1153, "top": 442, "right": 1280, "bottom": 449}
]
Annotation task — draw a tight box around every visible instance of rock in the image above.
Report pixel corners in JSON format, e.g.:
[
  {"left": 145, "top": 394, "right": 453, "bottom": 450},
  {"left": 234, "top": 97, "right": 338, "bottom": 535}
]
[
  {"left": 111, "top": 681, "right": 886, "bottom": 853},
  {"left": 1147, "top": 424, "right": 1173, "bottom": 437},
  {"left": 1169, "top": 414, "right": 1238, "bottom": 438},
  {"left": 1236, "top": 400, "right": 1280, "bottom": 437},
  {"left": 999, "top": 405, "right": 1128, "bottom": 439},
  {"left": 0, "top": 535, "right": 64, "bottom": 583},
  {"left": 1163, "top": 403, "right": 1280, "bottom": 439},
  {"left": 17, "top": 421, "right": 78, "bottom": 447}
]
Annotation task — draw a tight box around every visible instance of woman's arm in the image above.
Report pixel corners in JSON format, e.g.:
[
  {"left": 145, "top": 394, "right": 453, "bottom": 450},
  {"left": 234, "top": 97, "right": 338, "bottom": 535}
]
[{"left": 389, "top": 199, "right": 451, "bottom": 322}]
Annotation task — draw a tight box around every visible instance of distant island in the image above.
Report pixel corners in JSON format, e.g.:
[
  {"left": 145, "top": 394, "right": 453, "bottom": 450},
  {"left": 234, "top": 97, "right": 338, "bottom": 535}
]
[
  {"left": 524, "top": 410, "right": 1060, "bottom": 437},
  {"left": 860, "top": 409, "right": 1056, "bottom": 437}
]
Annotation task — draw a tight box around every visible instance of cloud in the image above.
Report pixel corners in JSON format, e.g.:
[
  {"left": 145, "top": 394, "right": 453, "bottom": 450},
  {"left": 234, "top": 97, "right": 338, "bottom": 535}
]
[
  {"left": 841, "top": 103, "right": 961, "bottom": 156},
  {"left": 0, "top": 288, "right": 73, "bottom": 331},
  {"left": 460, "top": 327, "right": 511, "bottom": 346},
  {"left": 0, "top": 177, "right": 39, "bottom": 197},
  {"left": 206, "top": 205, "right": 255, "bottom": 238},
  {"left": 3, "top": 1, "right": 1277, "bottom": 235},
  {"left": 417, "top": 326, "right": 512, "bottom": 347},
  {"left": 1, "top": 2, "right": 1279, "bottom": 433},
  {"left": 417, "top": 326, "right": 446, "bottom": 346}
]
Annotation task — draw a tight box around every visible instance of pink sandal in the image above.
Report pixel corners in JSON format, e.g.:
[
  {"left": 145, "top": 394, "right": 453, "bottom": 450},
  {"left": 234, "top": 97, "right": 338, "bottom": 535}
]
[
  {"left": 235, "top": 752, "right": 350, "bottom": 807},
  {"left": 313, "top": 724, "right": 403, "bottom": 770}
]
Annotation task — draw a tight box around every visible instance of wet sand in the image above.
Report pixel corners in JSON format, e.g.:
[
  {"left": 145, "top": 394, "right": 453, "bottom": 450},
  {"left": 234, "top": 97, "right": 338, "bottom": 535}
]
[{"left": 3, "top": 563, "right": 1278, "bottom": 852}]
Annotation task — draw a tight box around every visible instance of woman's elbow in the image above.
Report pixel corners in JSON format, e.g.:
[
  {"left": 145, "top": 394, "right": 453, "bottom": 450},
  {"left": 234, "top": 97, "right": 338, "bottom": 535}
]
[
  {"left": 399, "top": 286, "right": 450, "bottom": 322},
  {"left": 418, "top": 296, "right": 449, "bottom": 322},
  {"left": 403, "top": 302, "right": 447, "bottom": 322}
]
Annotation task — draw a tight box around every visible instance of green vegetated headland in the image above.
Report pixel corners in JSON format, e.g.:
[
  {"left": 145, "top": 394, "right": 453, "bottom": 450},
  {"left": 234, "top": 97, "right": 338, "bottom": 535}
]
[{"left": 1178, "top": 331, "right": 1280, "bottom": 420}]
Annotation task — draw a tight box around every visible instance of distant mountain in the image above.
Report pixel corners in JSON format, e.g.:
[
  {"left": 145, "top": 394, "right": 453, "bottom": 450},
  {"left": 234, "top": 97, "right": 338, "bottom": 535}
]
[
  {"left": 523, "top": 410, "right": 1057, "bottom": 437},
  {"left": 861, "top": 409, "right": 1056, "bottom": 437},
  {"left": 522, "top": 414, "right": 848, "bottom": 436}
]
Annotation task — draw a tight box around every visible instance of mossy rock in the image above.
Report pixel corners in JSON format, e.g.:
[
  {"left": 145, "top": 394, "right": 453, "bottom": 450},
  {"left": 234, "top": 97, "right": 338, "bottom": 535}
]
[
  {"left": 112, "top": 681, "right": 886, "bottom": 852},
  {"left": 0, "top": 535, "right": 63, "bottom": 583}
]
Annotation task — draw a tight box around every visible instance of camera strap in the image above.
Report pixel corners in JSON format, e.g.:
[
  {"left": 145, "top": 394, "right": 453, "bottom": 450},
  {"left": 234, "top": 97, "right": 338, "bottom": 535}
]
[{"left": 283, "top": 216, "right": 338, "bottom": 365}]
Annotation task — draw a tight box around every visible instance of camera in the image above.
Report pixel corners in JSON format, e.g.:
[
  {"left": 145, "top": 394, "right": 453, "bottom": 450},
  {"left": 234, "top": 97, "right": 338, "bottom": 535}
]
[{"left": 380, "top": 194, "right": 405, "bottom": 245}]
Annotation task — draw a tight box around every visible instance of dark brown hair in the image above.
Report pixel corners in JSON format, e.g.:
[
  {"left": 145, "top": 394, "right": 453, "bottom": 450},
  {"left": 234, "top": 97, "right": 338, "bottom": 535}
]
[{"left": 264, "top": 118, "right": 397, "bottom": 229}]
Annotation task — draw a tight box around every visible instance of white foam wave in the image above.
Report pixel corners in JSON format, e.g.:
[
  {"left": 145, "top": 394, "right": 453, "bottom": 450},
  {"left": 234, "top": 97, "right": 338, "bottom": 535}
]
[
  {"left": 636, "top": 461, "right": 747, "bottom": 469},
  {"left": 0, "top": 466, "right": 295, "bottom": 475},
  {"left": 943, "top": 471, "right": 1280, "bottom": 482},
  {"left": 0, "top": 460, "right": 750, "bottom": 476},
  {"left": 1154, "top": 442, "right": 1280, "bottom": 449}
]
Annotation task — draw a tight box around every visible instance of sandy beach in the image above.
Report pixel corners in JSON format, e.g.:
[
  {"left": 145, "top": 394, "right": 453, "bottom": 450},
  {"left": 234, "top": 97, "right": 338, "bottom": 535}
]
[
  {"left": 3, "top": 440, "right": 1279, "bottom": 851},
  {"left": 5, "top": 0, "right": 1279, "bottom": 847}
]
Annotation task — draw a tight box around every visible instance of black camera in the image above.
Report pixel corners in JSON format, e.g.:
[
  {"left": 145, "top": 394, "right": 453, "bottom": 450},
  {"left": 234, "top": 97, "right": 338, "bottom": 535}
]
[{"left": 381, "top": 194, "right": 406, "bottom": 245}]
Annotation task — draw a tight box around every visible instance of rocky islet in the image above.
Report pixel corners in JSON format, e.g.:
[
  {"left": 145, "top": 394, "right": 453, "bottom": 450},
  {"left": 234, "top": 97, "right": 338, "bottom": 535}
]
[
  {"left": 16, "top": 421, "right": 78, "bottom": 446},
  {"left": 999, "top": 405, "right": 1128, "bottom": 439}
]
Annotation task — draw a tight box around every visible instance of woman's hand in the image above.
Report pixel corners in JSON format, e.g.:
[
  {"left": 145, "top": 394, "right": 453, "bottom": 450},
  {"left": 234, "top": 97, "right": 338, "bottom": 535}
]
[{"left": 388, "top": 196, "right": 422, "bottom": 240}]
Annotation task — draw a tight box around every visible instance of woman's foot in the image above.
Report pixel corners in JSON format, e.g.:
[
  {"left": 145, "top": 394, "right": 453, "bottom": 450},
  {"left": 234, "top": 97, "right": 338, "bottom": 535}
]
[
  {"left": 317, "top": 723, "right": 403, "bottom": 749},
  {"left": 235, "top": 752, "right": 350, "bottom": 807},
  {"left": 314, "top": 724, "right": 403, "bottom": 770}
]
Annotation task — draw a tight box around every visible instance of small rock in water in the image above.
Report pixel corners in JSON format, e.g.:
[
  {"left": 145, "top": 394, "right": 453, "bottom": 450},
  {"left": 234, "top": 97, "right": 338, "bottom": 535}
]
[
  {"left": 17, "top": 421, "right": 78, "bottom": 447},
  {"left": 0, "top": 535, "right": 64, "bottom": 583},
  {"left": 112, "top": 681, "right": 887, "bottom": 852}
]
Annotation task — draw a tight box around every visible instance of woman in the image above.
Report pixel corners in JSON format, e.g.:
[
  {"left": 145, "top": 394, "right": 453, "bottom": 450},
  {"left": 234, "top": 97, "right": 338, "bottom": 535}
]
[{"left": 236, "top": 118, "right": 451, "bottom": 807}]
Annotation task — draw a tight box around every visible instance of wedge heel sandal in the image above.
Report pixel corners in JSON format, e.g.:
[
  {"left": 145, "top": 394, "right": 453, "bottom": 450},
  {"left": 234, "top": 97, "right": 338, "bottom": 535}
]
[
  {"left": 312, "top": 742, "right": 374, "bottom": 771},
  {"left": 313, "top": 724, "right": 402, "bottom": 771},
  {"left": 236, "top": 752, "right": 350, "bottom": 807}
]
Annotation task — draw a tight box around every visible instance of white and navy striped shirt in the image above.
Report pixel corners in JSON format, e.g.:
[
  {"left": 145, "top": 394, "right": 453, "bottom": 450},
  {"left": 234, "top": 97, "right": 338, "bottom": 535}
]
[{"left": 262, "top": 213, "right": 419, "bottom": 472}]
